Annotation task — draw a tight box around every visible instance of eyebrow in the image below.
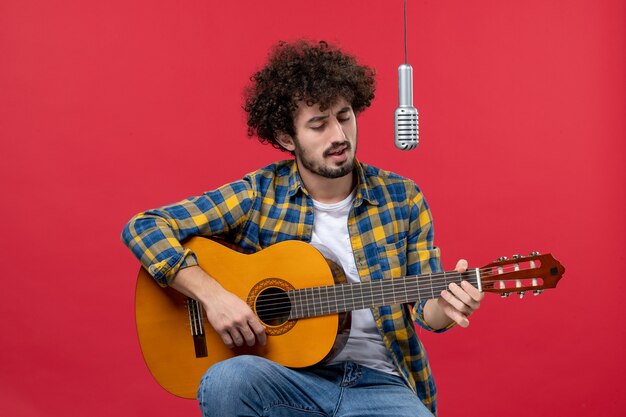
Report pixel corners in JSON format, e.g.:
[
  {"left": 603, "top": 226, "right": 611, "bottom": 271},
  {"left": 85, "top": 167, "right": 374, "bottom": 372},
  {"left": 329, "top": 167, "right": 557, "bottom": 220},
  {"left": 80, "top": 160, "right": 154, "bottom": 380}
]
[{"left": 306, "top": 107, "right": 352, "bottom": 124}]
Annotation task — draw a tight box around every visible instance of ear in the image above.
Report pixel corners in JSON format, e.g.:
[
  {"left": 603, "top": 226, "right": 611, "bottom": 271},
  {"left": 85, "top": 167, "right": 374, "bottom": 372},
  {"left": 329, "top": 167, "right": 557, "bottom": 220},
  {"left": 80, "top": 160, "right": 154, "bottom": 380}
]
[{"left": 276, "top": 133, "right": 296, "bottom": 152}]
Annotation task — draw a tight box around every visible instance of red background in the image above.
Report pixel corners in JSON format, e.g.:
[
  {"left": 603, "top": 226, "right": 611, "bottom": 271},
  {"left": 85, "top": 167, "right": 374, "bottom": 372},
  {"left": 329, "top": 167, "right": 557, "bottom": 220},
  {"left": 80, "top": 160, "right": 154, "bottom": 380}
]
[{"left": 1, "top": 0, "right": 624, "bottom": 416}]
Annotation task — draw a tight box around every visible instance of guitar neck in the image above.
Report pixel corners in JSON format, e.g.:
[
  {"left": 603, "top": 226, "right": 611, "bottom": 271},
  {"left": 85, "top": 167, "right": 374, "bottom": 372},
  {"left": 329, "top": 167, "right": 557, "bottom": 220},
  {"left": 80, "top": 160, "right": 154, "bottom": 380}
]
[{"left": 289, "top": 270, "right": 479, "bottom": 319}]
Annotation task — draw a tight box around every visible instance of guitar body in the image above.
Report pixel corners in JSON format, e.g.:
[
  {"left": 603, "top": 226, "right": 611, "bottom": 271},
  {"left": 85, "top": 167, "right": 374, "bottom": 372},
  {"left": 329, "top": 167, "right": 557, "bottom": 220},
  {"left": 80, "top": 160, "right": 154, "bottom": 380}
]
[{"left": 135, "top": 238, "right": 348, "bottom": 399}]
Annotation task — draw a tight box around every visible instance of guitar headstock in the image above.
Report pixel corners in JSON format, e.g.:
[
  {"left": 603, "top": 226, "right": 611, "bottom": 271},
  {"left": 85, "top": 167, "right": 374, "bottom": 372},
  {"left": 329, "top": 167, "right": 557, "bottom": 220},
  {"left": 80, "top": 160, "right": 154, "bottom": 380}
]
[{"left": 479, "top": 252, "right": 565, "bottom": 298}]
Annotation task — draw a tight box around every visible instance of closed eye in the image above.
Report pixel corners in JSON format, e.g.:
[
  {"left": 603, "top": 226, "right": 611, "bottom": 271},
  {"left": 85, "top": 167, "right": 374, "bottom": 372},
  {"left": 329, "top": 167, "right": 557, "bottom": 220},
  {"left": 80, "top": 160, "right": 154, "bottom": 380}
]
[{"left": 337, "top": 108, "right": 352, "bottom": 122}]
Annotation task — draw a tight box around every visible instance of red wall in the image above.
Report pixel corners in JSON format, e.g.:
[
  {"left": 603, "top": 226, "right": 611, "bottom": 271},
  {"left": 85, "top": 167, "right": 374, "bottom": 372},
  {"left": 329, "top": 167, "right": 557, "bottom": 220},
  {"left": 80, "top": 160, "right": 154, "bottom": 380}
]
[{"left": 2, "top": 0, "right": 624, "bottom": 415}]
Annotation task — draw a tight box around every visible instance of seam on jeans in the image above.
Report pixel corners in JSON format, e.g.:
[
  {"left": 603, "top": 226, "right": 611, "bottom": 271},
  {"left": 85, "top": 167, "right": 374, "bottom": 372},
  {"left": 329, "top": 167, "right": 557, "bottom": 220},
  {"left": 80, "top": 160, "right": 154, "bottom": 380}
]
[
  {"left": 331, "top": 384, "right": 346, "bottom": 417},
  {"left": 197, "top": 374, "right": 208, "bottom": 405},
  {"left": 263, "top": 403, "right": 328, "bottom": 416}
]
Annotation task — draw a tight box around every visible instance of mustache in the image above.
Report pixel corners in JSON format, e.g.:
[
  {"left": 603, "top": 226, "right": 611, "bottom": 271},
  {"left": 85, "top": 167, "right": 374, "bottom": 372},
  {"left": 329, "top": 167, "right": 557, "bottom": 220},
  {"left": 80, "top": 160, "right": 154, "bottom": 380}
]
[{"left": 323, "top": 141, "right": 351, "bottom": 157}]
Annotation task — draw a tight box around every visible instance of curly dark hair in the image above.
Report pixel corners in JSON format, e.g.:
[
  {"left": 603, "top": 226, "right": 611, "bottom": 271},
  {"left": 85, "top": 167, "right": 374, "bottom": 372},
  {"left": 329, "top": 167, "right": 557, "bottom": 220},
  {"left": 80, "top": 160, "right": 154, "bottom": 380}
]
[{"left": 243, "top": 40, "right": 376, "bottom": 152}]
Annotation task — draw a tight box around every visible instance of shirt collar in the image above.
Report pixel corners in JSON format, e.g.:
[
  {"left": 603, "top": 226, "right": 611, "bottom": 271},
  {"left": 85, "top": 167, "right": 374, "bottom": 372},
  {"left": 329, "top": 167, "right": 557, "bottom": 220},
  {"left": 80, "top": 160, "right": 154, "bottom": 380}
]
[
  {"left": 353, "top": 159, "right": 379, "bottom": 207},
  {"left": 286, "top": 159, "right": 379, "bottom": 207}
]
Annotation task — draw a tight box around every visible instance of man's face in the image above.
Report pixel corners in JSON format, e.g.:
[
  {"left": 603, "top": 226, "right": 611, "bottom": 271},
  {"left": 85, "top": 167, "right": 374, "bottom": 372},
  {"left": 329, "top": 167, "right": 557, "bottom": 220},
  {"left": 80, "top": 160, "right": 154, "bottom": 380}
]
[{"left": 289, "top": 97, "right": 358, "bottom": 180}]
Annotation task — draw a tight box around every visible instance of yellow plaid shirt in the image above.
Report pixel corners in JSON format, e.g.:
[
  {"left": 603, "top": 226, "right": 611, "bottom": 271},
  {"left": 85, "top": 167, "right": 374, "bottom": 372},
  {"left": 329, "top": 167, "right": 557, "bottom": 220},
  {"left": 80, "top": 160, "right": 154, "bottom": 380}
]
[{"left": 122, "top": 159, "right": 450, "bottom": 414}]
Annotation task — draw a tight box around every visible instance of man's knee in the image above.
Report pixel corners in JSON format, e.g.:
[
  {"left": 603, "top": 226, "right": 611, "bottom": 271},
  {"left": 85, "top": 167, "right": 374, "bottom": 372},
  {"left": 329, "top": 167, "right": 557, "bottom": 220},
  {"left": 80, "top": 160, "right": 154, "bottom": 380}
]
[{"left": 197, "top": 355, "right": 274, "bottom": 407}]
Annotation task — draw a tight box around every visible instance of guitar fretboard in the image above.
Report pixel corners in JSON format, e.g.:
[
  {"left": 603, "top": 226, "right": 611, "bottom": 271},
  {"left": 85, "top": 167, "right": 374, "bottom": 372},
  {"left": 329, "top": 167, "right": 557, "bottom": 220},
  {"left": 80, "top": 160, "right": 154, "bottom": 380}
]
[{"left": 288, "top": 270, "right": 479, "bottom": 319}]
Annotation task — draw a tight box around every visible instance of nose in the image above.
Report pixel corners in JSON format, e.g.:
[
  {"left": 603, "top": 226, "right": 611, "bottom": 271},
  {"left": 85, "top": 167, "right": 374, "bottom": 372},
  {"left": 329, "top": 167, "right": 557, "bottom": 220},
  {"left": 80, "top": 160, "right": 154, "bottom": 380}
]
[{"left": 328, "top": 117, "right": 346, "bottom": 141}]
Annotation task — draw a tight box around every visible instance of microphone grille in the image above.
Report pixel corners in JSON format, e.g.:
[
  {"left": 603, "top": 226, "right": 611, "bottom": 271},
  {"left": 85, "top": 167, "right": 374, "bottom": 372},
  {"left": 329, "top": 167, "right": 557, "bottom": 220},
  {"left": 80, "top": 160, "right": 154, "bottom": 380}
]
[{"left": 394, "top": 107, "right": 419, "bottom": 150}]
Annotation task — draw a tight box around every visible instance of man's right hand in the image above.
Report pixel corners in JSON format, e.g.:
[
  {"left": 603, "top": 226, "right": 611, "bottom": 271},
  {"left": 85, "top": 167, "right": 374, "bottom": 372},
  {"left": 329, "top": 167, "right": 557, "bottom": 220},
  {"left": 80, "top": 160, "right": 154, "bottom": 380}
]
[{"left": 170, "top": 266, "right": 267, "bottom": 348}]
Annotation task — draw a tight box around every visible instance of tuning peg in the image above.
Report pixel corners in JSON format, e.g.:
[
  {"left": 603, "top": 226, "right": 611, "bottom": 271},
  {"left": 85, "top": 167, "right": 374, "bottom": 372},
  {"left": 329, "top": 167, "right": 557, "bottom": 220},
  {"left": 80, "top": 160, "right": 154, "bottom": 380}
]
[
  {"left": 516, "top": 279, "right": 525, "bottom": 298},
  {"left": 516, "top": 280, "right": 525, "bottom": 299},
  {"left": 511, "top": 255, "right": 523, "bottom": 296},
  {"left": 496, "top": 257, "right": 507, "bottom": 296},
  {"left": 501, "top": 292, "right": 511, "bottom": 298},
  {"left": 529, "top": 253, "right": 541, "bottom": 295}
]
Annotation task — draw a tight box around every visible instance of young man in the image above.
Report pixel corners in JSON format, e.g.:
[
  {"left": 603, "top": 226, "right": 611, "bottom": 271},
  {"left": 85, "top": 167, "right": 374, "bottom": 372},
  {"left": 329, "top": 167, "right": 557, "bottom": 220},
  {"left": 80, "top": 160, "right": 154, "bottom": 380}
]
[{"left": 122, "top": 40, "right": 483, "bottom": 417}]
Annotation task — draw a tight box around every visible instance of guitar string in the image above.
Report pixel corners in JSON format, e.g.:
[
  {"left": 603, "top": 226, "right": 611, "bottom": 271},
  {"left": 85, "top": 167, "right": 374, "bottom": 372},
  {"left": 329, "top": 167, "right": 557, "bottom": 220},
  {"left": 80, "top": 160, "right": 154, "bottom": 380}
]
[
  {"left": 258, "top": 278, "right": 542, "bottom": 322},
  {"left": 258, "top": 284, "right": 458, "bottom": 321},
  {"left": 252, "top": 263, "right": 538, "bottom": 310},
  {"left": 186, "top": 263, "right": 543, "bottom": 324},
  {"left": 249, "top": 264, "right": 545, "bottom": 321},
  {"left": 258, "top": 284, "right": 497, "bottom": 322}
]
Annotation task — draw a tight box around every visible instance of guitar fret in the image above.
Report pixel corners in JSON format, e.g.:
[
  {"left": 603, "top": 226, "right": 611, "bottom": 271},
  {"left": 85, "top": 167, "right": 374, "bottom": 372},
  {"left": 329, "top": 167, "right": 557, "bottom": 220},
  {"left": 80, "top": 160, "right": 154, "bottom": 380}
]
[
  {"left": 288, "top": 269, "right": 484, "bottom": 320},
  {"left": 417, "top": 277, "right": 425, "bottom": 301},
  {"left": 378, "top": 280, "right": 387, "bottom": 305},
  {"left": 409, "top": 275, "right": 418, "bottom": 302},
  {"left": 305, "top": 287, "right": 311, "bottom": 318},
  {"left": 430, "top": 274, "right": 434, "bottom": 298},
  {"left": 312, "top": 287, "right": 318, "bottom": 317},
  {"left": 336, "top": 285, "right": 344, "bottom": 313},
  {"left": 360, "top": 282, "right": 368, "bottom": 309},
  {"left": 289, "top": 291, "right": 295, "bottom": 319},
  {"left": 370, "top": 282, "right": 375, "bottom": 308},
  {"left": 297, "top": 291, "right": 304, "bottom": 317},
  {"left": 343, "top": 284, "right": 352, "bottom": 313},
  {"left": 403, "top": 277, "right": 408, "bottom": 303},
  {"left": 394, "top": 280, "right": 400, "bottom": 303},
  {"left": 297, "top": 289, "right": 302, "bottom": 318},
  {"left": 359, "top": 282, "right": 365, "bottom": 310},
  {"left": 327, "top": 286, "right": 334, "bottom": 315},
  {"left": 397, "top": 279, "right": 407, "bottom": 304},
  {"left": 321, "top": 287, "right": 327, "bottom": 315}
]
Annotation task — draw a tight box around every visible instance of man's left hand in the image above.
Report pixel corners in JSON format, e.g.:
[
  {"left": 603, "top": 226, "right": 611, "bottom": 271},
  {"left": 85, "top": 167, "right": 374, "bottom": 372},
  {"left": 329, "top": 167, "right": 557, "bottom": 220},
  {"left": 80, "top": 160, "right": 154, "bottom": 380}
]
[{"left": 437, "top": 259, "right": 484, "bottom": 328}]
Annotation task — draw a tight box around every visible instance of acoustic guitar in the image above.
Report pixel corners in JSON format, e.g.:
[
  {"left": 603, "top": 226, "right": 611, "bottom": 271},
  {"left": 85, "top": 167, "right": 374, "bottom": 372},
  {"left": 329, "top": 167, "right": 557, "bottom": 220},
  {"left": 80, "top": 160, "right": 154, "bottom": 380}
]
[{"left": 135, "top": 237, "right": 564, "bottom": 398}]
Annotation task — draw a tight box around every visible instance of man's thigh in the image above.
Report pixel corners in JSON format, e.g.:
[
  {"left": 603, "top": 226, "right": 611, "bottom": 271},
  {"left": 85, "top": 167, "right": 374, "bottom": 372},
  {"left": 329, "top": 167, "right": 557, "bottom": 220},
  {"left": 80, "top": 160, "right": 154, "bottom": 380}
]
[
  {"left": 336, "top": 366, "right": 434, "bottom": 417},
  {"left": 198, "top": 356, "right": 340, "bottom": 416}
]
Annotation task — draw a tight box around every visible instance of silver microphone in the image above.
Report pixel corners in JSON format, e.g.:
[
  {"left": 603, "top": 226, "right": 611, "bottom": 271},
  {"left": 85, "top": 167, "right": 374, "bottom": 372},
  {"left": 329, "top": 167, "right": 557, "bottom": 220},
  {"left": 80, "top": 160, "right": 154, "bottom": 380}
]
[{"left": 394, "top": 63, "right": 419, "bottom": 150}]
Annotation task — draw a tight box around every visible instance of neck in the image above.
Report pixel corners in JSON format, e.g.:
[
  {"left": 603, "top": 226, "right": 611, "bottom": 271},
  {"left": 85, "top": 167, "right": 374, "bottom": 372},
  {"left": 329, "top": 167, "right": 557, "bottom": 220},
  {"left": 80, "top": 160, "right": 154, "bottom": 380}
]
[
  {"left": 297, "top": 165, "right": 356, "bottom": 204},
  {"left": 288, "top": 269, "right": 480, "bottom": 319}
]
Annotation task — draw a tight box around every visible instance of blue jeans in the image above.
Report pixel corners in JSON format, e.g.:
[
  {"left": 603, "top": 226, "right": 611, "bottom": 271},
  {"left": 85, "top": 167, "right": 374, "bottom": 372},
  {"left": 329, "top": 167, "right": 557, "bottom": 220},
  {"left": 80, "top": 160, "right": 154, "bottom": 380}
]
[{"left": 197, "top": 355, "right": 434, "bottom": 417}]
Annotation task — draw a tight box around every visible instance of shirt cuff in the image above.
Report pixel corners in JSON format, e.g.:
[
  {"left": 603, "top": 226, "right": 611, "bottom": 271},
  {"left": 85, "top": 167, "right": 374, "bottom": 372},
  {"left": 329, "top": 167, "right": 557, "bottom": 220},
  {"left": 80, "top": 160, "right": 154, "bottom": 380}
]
[
  {"left": 412, "top": 299, "right": 456, "bottom": 333},
  {"left": 147, "top": 249, "right": 199, "bottom": 287}
]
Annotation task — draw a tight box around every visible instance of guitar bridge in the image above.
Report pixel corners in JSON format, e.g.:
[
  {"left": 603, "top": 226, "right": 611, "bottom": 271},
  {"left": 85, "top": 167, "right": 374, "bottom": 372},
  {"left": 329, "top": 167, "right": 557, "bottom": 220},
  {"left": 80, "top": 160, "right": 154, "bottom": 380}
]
[{"left": 187, "top": 298, "right": 208, "bottom": 358}]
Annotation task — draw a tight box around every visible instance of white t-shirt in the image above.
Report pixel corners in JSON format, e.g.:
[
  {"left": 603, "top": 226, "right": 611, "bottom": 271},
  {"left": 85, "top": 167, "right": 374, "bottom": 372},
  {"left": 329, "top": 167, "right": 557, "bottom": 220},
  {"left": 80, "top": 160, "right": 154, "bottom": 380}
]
[{"left": 309, "top": 190, "right": 399, "bottom": 375}]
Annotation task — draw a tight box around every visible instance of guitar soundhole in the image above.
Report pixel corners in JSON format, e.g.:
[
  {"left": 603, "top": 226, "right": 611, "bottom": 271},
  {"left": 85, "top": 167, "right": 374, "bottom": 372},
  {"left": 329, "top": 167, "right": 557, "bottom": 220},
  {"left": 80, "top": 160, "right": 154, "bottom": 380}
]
[
  {"left": 256, "top": 287, "right": 291, "bottom": 326},
  {"left": 247, "top": 278, "right": 297, "bottom": 336}
]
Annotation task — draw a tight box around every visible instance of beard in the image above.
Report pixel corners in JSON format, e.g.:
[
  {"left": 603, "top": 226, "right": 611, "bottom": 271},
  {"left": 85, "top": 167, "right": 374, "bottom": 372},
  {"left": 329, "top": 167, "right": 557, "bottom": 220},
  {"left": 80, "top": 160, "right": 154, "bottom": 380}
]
[{"left": 293, "top": 139, "right": 356, "bottom": 179}]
